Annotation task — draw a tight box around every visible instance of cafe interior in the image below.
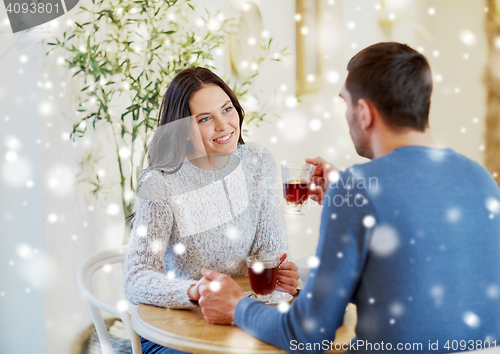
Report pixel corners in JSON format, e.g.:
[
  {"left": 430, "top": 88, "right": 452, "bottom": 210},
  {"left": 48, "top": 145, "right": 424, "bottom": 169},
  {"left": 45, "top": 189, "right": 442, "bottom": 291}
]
[{"left": 0, "top": 0, "right": 498, "bottom": 353}]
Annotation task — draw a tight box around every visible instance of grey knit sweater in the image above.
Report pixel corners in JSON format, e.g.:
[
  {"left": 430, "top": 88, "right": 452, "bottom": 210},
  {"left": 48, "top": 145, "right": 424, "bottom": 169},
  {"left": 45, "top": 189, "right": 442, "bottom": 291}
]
[{"left": 123, "top": 143, "right": 288, "bottom": 309}]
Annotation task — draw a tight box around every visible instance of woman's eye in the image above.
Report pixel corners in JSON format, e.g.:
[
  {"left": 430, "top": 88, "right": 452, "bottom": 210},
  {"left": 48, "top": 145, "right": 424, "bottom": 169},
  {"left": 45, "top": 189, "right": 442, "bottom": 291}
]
[
  {"left": 198, "top": 116, "right": 211, "bottom": 123},
  {"left": 224, "top": 106, "right": 233, "bottom": 113}
]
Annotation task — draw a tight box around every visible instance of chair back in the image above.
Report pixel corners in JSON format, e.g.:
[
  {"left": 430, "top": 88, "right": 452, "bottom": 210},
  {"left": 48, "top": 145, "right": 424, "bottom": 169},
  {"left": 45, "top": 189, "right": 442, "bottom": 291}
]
[{"left": 77, "top": 246, "right": 142, "bottom": 354}]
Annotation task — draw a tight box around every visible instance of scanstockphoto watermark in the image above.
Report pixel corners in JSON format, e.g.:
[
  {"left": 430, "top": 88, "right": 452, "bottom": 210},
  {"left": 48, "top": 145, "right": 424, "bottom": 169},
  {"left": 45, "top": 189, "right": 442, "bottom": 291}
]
[
  {"left": 290, "top": 339, "right": 498, "bottom": 352},
  {"left": 260, "top": 174, "right": 379, "bottom": 209},
  {"left": 290, "top": 339, "right": 423, "bottom": 352}
]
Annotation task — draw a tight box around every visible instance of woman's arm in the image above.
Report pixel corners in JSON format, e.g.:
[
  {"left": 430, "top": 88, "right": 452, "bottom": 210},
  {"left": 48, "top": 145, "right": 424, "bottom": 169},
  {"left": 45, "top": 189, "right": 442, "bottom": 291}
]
[{"left": 123, "top": 171, "right": 198, "bottom": 309}]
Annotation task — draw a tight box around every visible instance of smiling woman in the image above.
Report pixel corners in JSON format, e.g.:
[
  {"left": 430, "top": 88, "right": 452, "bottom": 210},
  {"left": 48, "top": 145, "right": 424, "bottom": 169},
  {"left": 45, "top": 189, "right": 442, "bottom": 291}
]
[
  {"left": 123, "top": 67, "right": 301, "bottom": 354},
  {"left": 189, "top": 83, "right": 241, "bottom": 167}
]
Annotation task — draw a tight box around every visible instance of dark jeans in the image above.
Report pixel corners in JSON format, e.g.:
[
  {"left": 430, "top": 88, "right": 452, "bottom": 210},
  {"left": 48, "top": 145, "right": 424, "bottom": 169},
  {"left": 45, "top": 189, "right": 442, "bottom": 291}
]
[{"left": 135, "top": 336, "right": 192, "bottom": 354}]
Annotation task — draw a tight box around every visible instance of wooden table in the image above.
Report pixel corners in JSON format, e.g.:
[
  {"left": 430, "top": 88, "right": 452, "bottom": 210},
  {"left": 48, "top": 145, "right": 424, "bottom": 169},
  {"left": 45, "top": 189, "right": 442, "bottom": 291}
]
[{"left": 131, "top": 277, "right": 357, "bottom": 354}]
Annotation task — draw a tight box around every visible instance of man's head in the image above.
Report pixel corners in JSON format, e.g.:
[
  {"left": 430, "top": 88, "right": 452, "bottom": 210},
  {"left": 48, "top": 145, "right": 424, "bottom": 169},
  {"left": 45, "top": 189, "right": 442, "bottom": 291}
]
[{"left": 340, "top": 42, "right": 433, "bottom": 159}]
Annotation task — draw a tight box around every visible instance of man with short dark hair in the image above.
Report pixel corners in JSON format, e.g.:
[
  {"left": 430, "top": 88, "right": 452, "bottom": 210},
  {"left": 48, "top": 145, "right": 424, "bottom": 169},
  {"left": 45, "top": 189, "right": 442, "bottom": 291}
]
[{"left": 197, "top": 42, "right": 500, "bottom": 353}]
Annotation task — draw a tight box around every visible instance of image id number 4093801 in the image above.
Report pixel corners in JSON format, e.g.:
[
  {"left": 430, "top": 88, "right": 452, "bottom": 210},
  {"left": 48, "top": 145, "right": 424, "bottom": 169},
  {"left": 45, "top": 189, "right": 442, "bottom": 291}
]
[
  {"left": 443, "top": 339, "right": 497, "bottom": 351},
  {"left": 4, "top": 0, "right": 68, "bottom": 33},
  {"left": 6, "top": 2, "right": 61, "bottom": 14}
]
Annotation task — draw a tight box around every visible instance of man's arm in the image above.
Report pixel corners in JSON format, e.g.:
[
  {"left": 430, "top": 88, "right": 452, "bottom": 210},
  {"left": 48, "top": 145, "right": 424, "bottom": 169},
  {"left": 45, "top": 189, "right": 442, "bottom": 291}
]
[{"left": 200, "top": 173, "right": 377, "bottom": 353}]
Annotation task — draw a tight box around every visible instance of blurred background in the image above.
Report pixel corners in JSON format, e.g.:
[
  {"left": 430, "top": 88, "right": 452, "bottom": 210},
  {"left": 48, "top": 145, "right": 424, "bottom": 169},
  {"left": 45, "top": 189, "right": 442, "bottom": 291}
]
[{"left": 0, "top": 0, "right": 496, "bottom": 352}]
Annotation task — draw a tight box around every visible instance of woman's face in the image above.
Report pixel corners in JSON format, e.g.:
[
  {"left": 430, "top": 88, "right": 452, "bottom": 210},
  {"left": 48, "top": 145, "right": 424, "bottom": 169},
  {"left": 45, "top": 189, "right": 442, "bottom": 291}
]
[{"left": 188, "top": 84, "right": 240, "bottom": 156}]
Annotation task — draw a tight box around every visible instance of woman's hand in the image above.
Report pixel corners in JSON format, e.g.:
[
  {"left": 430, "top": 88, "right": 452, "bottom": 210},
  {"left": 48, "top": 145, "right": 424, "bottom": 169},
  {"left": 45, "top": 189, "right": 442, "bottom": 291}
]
[
  {"left": 276, "top": 253, "right": 300, "bottom": 295},
  {"left": 188, "top": 277, "right": 211, "bottom": 301}
]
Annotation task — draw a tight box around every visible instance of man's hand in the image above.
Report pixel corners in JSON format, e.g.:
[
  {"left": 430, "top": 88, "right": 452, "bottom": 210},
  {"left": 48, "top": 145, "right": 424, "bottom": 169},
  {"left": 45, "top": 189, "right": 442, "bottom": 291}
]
[
  {"left": 305, "top": 156, "right": 338, "bottom": 205},
  {"left": 198, "top": 268, "right": 246, "bottom": 325},
  {"left": 277, "top": 253, "right": 300, "bottom": 295},
  {"left": 188, "top": 277, "right": 210, "bottom": 301}
]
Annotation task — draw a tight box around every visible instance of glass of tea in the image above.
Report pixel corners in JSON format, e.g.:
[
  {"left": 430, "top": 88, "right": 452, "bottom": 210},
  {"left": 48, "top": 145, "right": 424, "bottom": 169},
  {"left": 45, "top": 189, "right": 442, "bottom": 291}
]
[
  {"left": 246, "top": 254, "right": 280, "bottom": 301},
  {"left": 282, "top": 162, "right": 316, "bottom": 215}
]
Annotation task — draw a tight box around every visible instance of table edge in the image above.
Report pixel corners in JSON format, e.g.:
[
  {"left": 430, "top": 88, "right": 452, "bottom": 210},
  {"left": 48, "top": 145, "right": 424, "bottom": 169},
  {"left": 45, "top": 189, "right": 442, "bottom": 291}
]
[{"left": 131, "top": 305, "right": 288, "bottom": 354}]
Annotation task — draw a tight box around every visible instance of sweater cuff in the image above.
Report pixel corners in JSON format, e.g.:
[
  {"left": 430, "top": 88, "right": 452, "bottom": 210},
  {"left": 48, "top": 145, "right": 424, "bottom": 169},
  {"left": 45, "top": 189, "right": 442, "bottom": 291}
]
[
  {"left": 234, "top": 297, "right": 259, "bottom": 326},
  {"left": 173, "top": 280, "right": 198, "bottom": 309}
]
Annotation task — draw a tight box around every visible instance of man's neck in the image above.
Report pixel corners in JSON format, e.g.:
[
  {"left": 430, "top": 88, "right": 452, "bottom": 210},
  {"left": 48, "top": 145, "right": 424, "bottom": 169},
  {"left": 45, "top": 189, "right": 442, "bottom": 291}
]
[{"left": 371, "top": 127, "right": 438, "bottom": 159}]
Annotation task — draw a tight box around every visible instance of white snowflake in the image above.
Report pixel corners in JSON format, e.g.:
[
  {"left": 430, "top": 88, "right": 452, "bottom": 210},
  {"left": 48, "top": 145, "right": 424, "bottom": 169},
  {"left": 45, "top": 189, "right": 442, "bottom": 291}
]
[
  {"left": 119, "top": 147, "right": 131, "bottom": 159},
  {"left": 463, "top": 311, "right": 480, "bottom": 328},
  {"left": 47, "top": 213, "right": 58, "bottom": 223},
  {"left": 225, "top": 226, "right": 239, "bottom": 240},
  {"left": 370, "top": 225, "right": 399, "bottom": 257},
  {"left": 47, "top": 166, "right": 74, "bottom": 196},
  {"left": 285, "top": 96, "right": 297, "bottom": 108},
  {"left": 173, "top": 243, "right": 185, "bottom": 255},
  {"left": 16, "top": 244, "right": 33, "bottom": 260},
  {"left": 459, "top": 29, "right": 477, "bottom": 47},
  {"left": 486, "top": 285, "right": 499, "bottom": 299},
  {"left": 39, "top": 101, "right": 52, "bottom": 116},
  {"left": 446, "top": 207, "right": 461, "bottom": 223},
  {"left": 107, "top": 204, "right": 120, "bottom": 216},
  {"left": 431, "top": 285, "right": 444, "bottom": 306},
  {"left": 251, "top": 262, "right": 264, "bottom": 274},
  {"left": 302, "top": 318, "right": 316, "bottom": 332},
  {"left": 328, "top": 171, "right": 340, "bottom": 184},
  {"left": 5, "top": 135, "right": 21, "bottom": 150},
  {"left": 116, "top": 300, "right": 129, "bottom": 312},
  {"left": 309, "top": 119, "right": 322, "bottom": 131},
  {"left": 369, "top": 298, "right": 375, "bottom": 304},
  {"left": 327, "top": 71, "right": 340, "bottom": 84},
  {"left": 307, "top": 256, "right": 320, "bottom": 268},
  {"left": 428, "top": 149, "right": 446, "bottom": 162},
  {"left": 209, "top": 281, "right": 221, "bottom": 292},
  {"left": 136, "top": 225, "right": 147, "bottom": 237},
  {"left": 278, "top": 302, "right": 290, "bottom": 313},
  {"left": 390, "top": 302, "right": 404, "bottom": 317},
  {"left": 151, "top": 240, "right": 163, "bottom": 254},
  {"left": 363, "top": 215, "right": 376, "bottom": 228},
  {"left": 486, "top": 197, "right": 500, "bottom": 214}
]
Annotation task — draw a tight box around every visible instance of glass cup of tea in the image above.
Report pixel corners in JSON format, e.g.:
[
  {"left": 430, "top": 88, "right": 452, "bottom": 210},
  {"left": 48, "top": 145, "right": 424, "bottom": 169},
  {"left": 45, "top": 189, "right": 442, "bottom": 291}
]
[
  {"left": 282, "top": 162, "right": 316, "bottom": 215},
  {"left": 246, "top": 254, "right": 280, "bottom": 301}
]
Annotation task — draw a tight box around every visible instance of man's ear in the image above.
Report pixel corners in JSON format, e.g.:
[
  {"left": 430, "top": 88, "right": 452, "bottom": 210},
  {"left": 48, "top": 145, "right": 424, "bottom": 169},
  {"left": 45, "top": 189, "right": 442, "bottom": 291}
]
[{"left": 357, "top": 98, "right": 375, "bottom": 130}]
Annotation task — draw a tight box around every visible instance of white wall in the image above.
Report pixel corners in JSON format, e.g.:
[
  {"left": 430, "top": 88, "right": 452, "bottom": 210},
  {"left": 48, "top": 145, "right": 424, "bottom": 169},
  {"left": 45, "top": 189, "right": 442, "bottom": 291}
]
[
  {"left": 0, "top": 30, "right": 46, "bottom": 353},
  {"left": 0, "top": 0, "right": 489, "bottom": 353}
]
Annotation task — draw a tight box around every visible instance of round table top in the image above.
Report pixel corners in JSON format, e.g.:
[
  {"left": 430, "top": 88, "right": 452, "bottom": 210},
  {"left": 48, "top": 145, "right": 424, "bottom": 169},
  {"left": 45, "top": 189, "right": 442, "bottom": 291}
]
[{"left": 132, "top": 277, "right": 357, "bottom": 354}]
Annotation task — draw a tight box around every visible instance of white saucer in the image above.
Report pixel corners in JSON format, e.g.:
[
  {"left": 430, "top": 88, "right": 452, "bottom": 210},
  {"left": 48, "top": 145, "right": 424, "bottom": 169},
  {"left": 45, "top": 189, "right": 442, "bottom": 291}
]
[{"left": 244, "top": 291, "right": 293, "bottom": 304}]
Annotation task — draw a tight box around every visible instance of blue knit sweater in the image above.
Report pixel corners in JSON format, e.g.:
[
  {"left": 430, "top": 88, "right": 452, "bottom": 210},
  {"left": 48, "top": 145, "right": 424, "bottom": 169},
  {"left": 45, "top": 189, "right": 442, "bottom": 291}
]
[{"left": 235, "top": 146, "right": 500, "bottom": 353}]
